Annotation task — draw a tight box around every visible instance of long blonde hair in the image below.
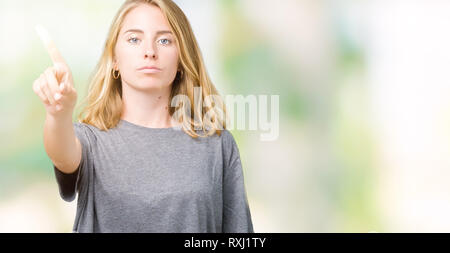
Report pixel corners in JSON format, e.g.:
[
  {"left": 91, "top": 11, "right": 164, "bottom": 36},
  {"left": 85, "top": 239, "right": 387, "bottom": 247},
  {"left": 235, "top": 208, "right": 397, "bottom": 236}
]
[{"left": 77, "top": 0, "right": 226, "bottom": 138}]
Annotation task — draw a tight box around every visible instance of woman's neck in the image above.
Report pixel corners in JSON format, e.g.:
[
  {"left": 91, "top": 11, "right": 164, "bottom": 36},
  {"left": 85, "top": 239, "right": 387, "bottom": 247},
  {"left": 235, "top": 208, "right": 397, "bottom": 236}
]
[{"left": 120, "top": 82, "right": 174, "bottom": 128}]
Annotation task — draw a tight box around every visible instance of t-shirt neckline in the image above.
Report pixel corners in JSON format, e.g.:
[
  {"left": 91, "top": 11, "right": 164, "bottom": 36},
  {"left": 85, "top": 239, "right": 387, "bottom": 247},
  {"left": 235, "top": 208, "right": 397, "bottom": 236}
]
[{"left": 119, "top": 119, "right": 181, "bottom": 131}]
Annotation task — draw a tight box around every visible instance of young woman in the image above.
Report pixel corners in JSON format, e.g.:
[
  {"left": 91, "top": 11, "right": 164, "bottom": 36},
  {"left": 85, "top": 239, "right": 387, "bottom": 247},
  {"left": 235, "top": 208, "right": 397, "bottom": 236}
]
[{"left": 32, "top": 0, "right": 254, "bottom": 233}]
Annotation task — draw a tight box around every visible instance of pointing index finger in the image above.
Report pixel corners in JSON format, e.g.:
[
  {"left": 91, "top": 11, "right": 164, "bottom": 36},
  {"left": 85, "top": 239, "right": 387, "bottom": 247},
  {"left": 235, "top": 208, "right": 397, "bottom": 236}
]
[{"left": 35, "top": 24, "right": 67, "bottom": 65}]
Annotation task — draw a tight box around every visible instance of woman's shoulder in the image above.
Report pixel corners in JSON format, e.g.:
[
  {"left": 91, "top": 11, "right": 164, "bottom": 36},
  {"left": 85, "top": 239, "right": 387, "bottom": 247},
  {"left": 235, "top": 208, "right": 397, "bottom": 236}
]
[
  {"left": 215, "top": 129, "right": 239, "bottom": 151},
  {"left": 219, "top": 128, "right": 234, "bottom": 142},
  {"left": 72, "top": 122, "right": 105, "bottom": 145},
  {"left": 188, "top": 128, "right": 238, "bottom": 150},
  {"left": 73, "top": 121, "right": 116, "bottom": 133},
  {"left": 195, "top": 128, "right": 235, "bottom": 141},
  {"left": 73, "top": 122, "right": 100, "bottom": 134}
]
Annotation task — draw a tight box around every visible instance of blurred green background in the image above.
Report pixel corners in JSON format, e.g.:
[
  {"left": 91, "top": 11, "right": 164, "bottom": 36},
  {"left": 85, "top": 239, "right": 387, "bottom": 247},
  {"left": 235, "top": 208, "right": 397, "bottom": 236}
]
[{"left": 2, "top": 0, "right": 450, "bottom": 232}]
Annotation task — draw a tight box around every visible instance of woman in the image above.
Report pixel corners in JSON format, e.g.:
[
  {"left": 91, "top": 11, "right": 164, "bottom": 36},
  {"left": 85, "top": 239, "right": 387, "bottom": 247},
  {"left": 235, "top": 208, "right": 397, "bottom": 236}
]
[{"left": 32, "top": 0, "right": 254, "bottom": 233}]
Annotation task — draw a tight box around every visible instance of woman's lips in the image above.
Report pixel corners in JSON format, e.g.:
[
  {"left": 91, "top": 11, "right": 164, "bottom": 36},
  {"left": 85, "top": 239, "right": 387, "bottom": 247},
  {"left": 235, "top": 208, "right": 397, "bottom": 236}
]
[{"left": 137, "top": 67, "right": 162, "bottom": 74}]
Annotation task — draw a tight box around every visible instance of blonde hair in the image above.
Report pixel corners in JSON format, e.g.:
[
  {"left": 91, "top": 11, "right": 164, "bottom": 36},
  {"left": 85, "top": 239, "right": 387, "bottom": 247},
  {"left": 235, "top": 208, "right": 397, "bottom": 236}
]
[{"left": 77, "top": 0, "right": 226, "bottom": 138}]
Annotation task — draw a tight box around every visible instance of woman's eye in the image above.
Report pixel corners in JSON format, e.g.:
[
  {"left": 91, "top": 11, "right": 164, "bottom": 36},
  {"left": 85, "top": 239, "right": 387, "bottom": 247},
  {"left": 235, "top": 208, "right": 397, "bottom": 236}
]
[
  {"left": 128, "top": 37, "right": 140, "bottom": 44},
  {"left": 158, "top": 38, "right": 171, "bottom": 45}
]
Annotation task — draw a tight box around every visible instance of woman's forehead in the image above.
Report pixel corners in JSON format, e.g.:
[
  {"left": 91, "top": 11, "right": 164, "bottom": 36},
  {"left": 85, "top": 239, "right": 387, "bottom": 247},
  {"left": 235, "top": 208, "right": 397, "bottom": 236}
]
[{"left": 121, "top": 4, "right": 171, "bottom": 34}]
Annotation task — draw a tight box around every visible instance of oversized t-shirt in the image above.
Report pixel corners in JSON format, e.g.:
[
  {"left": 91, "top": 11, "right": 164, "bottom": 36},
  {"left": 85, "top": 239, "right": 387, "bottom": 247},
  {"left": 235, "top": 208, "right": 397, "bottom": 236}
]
[{"left": 52, "top": 119, "right": 254, "bottom": 233}]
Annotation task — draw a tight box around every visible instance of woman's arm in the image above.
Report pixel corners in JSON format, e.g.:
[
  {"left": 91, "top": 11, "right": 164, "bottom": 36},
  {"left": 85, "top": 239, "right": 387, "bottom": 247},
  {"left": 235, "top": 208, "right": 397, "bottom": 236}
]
[
  {"left": 33, "top": 25, "right": 80, "bottom": 174},
  {"left": 222, "top": 130, "right": 254, "bottom": 233},
  {"left": 44, "top": 114, "right": 81, "bottom": 174}
]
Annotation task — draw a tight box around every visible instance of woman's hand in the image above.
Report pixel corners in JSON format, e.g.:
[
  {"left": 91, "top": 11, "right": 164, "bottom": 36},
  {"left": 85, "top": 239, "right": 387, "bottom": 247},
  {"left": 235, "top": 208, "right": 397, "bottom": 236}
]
[{"left": 33, "top": 25, "right": 77, "bottom": 118}]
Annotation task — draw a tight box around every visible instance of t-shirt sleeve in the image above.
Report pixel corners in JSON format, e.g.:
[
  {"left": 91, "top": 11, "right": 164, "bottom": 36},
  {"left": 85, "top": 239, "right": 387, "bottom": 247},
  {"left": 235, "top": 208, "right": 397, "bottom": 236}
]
[
  {"left": 222, "top": 130, "right": 254, "bottom": 233},
  {"left": 53, "top": 123, "right": 93, "bottom": 203}
]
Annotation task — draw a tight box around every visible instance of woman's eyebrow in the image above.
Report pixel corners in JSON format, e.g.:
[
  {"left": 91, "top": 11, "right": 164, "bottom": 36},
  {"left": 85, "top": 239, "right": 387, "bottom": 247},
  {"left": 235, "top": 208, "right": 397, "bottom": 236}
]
[
  {"left": 124, "top": 29, "right": 144, "bottom": 34},
  {"left": 123, "top": 29, "right": 173, "bottom": 36},
  {"left": 155, "top": 30, "right": 172, "bottom": 36}
]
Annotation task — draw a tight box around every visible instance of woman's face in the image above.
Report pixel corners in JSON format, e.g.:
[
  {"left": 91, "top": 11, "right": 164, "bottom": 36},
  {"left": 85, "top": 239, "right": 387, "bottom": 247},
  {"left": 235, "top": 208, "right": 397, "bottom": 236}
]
[{"left": 114, "top": 4, "right": 179, "bottom": 91}]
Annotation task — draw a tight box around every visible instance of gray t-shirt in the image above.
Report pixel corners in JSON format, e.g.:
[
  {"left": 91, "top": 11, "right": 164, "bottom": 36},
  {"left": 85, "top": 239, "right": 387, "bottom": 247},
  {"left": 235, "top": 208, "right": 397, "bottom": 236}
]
[{"left": 53, "top": 119, "right": 254, "bottom": 233}]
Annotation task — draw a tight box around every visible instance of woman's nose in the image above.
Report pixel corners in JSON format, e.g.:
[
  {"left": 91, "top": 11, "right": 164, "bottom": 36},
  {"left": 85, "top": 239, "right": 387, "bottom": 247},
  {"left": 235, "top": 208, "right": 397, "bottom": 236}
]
[{"left": 144, "top": 49, "right": 157, "bottom": 59}]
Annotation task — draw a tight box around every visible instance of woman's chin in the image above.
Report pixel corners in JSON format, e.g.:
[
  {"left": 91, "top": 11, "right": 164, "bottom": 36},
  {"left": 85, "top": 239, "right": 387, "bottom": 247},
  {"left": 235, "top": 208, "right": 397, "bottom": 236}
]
[
  {"left": 135, "top": 82, "right": 167, "bottom": 90},
  {"left": 123, "top": 79, "right": 171, "bottom": 91}
]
